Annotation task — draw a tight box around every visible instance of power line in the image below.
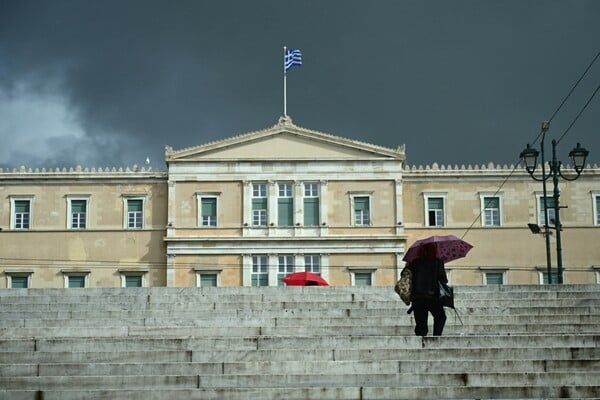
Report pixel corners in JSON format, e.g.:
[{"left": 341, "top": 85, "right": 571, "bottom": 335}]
[
  {"left": 531, "top": 49, "right": 600, "bottom": 147},
  {"left": 461, "top": 50, "right": 600, "bottom": 239},
  {"left": 547, "top": 50, "right": 600, "bottom": 125},
  {"left": 556, "top": 82, "right": 600, "bottom": 145},
  {"left": 460, "top": 161, "right": 520, "bottom": 241}
]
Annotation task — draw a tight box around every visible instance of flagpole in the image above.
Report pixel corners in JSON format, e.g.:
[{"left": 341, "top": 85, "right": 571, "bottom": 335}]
[{"left": 283, "top": 46, "right": 287, "bottom": 116}]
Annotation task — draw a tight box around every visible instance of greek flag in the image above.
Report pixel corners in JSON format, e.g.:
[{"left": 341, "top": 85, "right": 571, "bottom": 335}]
[{"left": 285, "top": 49, "right": 302, "bottom": 71}]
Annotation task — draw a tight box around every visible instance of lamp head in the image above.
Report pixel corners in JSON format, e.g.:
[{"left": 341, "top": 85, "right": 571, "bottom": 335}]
[
  {"left": 568, "top": 142, "right": 589, "bottom": 174},
  {"left": 520, "top": 144, "right": 539, "bottom": 175}
]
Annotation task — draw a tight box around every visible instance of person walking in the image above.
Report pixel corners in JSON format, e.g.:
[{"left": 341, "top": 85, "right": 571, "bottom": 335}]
[{"left": 407, "top": 242, "right": 448, "bottom": 336}]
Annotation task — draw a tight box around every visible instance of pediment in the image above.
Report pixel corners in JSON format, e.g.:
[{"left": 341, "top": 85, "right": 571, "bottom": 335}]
[{"left": 166, "top": 117, "right": 404, "bottom": 162}]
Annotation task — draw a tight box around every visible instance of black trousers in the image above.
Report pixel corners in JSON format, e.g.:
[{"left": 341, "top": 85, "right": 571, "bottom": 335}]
[{"left": 412, "top": 299, "right": 446, "bottom": 336}]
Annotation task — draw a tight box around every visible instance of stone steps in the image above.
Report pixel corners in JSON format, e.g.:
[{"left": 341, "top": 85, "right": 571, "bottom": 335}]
[
  {"left": 2, "top": 313, "right": 599, "bottom": 328},
  {"left": 1, "top": 323, "right": 599, "bottom": 338},
  {"left": 0, "top": 284, "right": 599, "bottom": 399},
  {"left": 3, "top": 387, "right": 598, "bottom": 400},
  {"left": 3, "top": 358, "right": 599, "bottom": 377}
]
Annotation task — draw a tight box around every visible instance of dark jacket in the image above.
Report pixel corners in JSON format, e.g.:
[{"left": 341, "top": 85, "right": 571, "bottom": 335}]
[{"left": 408, "top": 258, "right": 448, "bottom": 300}]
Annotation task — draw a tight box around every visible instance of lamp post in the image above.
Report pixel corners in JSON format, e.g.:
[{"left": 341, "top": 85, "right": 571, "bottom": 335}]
[{"left": 520, "top": 122, "right": 589, "bottom": 284}]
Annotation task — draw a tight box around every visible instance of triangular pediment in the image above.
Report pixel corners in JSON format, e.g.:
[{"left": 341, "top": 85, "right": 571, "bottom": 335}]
[{"left": 166, "top": 117, "right": 404, "bottom": 162}]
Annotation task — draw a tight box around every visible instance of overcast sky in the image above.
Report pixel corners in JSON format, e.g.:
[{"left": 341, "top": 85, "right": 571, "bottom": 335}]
[{"left": 1, "top": 0, "right": 599, "bottom": 170}]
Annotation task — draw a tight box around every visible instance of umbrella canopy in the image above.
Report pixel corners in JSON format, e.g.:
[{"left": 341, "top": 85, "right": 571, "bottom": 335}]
[
  {"left": 403, "top": 235, "right": 473, "bottom": 264},
  {"left": 282, "top": 272, "right": 329, "bottom": 286}
]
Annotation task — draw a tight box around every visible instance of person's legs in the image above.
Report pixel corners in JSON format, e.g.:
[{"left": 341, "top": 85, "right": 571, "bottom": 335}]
[
  {"left": 431, "top": 301, "right": 447, "bottom": 336},
  {"left": 412, "top": 300, "right": 429, "bottom": 336}
]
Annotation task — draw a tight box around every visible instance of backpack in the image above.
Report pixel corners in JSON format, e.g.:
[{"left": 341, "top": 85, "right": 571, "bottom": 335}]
[{"left": 394, "top": 267, "right": 412, "bottom": 305}]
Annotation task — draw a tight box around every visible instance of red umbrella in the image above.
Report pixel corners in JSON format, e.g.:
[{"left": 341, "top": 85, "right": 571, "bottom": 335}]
[
  {"left": 282, "top": 272, "right": 329, "bottom": 286},
  {"left": 403, "top": 235, "right": 473, "bottom": 264}
]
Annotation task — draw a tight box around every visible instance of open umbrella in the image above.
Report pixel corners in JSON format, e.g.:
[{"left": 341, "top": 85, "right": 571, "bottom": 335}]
[
  {"left": 282, "top": 272, "right": 329, "bottom": 286},
  {"left": 403, "top": 235, "right": 473, "bottom": 264}
]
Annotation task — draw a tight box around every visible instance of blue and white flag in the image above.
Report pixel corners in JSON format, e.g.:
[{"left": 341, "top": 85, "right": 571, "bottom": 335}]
[{"left": 284, "top": 49, "right": 302, "bottom": 71}]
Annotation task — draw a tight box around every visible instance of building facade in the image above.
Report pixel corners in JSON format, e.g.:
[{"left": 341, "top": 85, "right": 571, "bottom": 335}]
[{"left": 1, "top": 117, "right": 599, "bottom": 288}]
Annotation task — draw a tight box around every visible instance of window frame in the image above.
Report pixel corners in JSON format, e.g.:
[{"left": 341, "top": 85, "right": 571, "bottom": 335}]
[
  {"left": 9, "top": 195, "right": 34, "bottom": 230},
  {"left": 423, "top": 193, "right": 447, "bottom": 227},
  {"left": 123, "top": 195, "right": 146, "bottom": 229},
  {"left": 251, "top": 255, "right": 269, "bottom": 287},
  {"left": 351, "top": 193, "right": 372, "bottom": 227},
  {"left": 251, "top": 183, "right": 268, "bottom": 227},
  {"left": 196, "top": 193, "right": 220, "bottom": 228},
  {"left": 66, "top": 195, "right": 90, "bottom": 230},
  {"left": 536, "top": 267, "right": 563, "bottom": 285},
  {"left": 277, "top": 254, "right": 295, "bottom": 286},
  {"left": 119, "top": 269, "right": 148, "bottom": 288},
  {"left": 348, "top": 267, "right": 376, "bottom": 286},
  {"left": 592, "top": 191, "right": 600, "bottom": 226},
  {"left": 6, "top": 272, "right": 33, "bottom": 289},
  {"left": 304, "top": 255, "right": 321, "bottom": 275},
  {"left": 480, "top": 268, "right": 507, "bottom": 285},
  {"left": 479, "top": 193, "right": 502, "bottom": 227},
  {"left": 303, "top": 182, "right": 320, "bottom": 226},
  {"left": 195, "top": 269, "right": 221, "bottom": 287},
  {"left": 536, "top": 193, "right": 556, "bottom": 228},
  {"left": 277, "top": 183, "right": 294, "bottom": 226},
  {"left": 62, "top": 271, "right": 90, "bottom": 288}
]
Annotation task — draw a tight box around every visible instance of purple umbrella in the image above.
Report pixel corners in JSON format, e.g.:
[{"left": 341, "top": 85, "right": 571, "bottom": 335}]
[{"left": 403, "top": 235, "right": 473, "bottom": 264}]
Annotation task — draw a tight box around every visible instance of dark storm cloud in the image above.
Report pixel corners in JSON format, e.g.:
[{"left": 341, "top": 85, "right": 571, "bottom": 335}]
[{"left": 0, "top": 0, "right": 599, "bottom": 169}]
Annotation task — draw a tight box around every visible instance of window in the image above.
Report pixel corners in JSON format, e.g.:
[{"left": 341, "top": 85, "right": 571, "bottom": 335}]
[
  {"left": 305, "top": 255, "right": 321, "bottom": 274},
  {"left": 424, "top": 194, "right": 446, "bottom": 227},
  {"left": 65, "top": 274, "right": 88, "bottom": 288},
  {"left": 481, "top": 195, "right": 501, "bottom": 227},
  {"left": 195, "top": 269, "right": 221, "bottom": 287},
  {"left": 352, "top": 196, "right": 371, "bottom": 226},
  {"left": 125, "top": 198, "right": 144, "bottom": 229},
  {"left": 593, "top": 192, "right": 600, "bottom": 226},
  {"left": 303, "top": 182, "right": 320, "bottom": 226},
  {"left": 10, "top": 196, "right": 33, "bottom": 230},
  {"left": 7, "top": 273, "right": 31, "bottom": 289},
  {"left": 277, "top": 255, "right": 294, "bottom": 286},
  {"left": 251, "top": 256, "right": 268, "bottom": 286},
  {"left": 199, "top": 196, "right": 218, "bottom": 227},
  {"left": 67, "top": 196, "right": 90, "bottom": 229},
  {"left": 252, "top": 183, "right": 268, "bottom": 226},
  {"left": 278, "top": 183, "right": 293, "bottom": 226},
  {"left": 537, "top": 195, "right": 556, "bottom": 227},
  {"left": 198, "top": 273, "right": 218, "bottom": 287},
  {"left": 124, "top": 275, "right": 143, "bottom": 287},
  {"left": 484, "top": 272, "right": 504, "bottom": 285},
  {"left": 349, "top": 267, "right": 375, "bottom": 286},
  {"left": 540, "top": 271, "right": 562, "bottom": 285},
  {"left": 119, "top": 270, "right": 147, "bottom": 287},
  {"left": 353, "top": 272, "right": 372, "bottom": 286}
]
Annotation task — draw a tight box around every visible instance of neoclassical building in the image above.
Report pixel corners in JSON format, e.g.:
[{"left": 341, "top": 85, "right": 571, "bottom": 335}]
[{"left": 1, "top": 117, "right": 599, "bottom": 288}]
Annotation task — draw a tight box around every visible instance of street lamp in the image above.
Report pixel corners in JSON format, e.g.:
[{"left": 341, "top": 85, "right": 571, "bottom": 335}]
[{"left": 520, "top": 122, "right": 589, "bottom": 284}]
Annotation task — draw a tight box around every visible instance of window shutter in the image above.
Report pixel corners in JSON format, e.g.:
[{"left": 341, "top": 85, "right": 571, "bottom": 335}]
[
  {"left": 304, "top": 198, "right": 319, "bottom": 226},
  {"left": 354, "top": 197, "right": 370, "bottom": 211},
  {"left": 428, "top": 197, "right": 443, "bottom": 209},
  {"left": 278, "top": 198, "right": 293, "bottom": 226},
  {"left": 71, "top": 200, "right": 86, "bottom": 213},
  {"left": 201, "top": 198, "right": 216, "bottom": 215},
  {"left": 15, "top": 201, "right": 30, "bottom": 213},
  {"left": 252, "top": 198, "right": 267, "bottom": 210},
  {"left": 128, "top": 199, "right": 143, "bottom": 212}
]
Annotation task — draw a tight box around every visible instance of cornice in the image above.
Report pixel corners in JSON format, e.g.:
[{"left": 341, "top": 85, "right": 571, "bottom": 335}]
[
  {"left": 0, "top": 165, "right": 168, "bottom": 180},
  {"left": 403, "top": 162, "right": 600, "bottom": 178},
  {"left": 165, "top": 116, "right": 405, "bottom": 161}
]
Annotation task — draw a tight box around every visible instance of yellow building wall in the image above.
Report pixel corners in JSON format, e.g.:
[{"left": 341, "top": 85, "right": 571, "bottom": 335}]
[
  {"left": 0, "top": 175, "right": 168, "bottom": 288},
  {"left": 173, "top": 181, "right": 243, "bottom": 230},
  {"left": 173, "top": 254, "right": 242, "bottom": 287}
]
